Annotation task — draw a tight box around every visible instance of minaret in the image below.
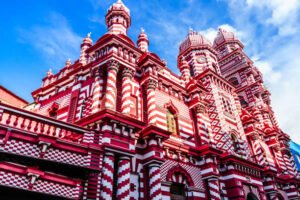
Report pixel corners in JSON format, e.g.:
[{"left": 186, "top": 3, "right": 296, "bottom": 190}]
[
  {"left": 79, "top": 33, "right": 93, "bottom": 65},
  {"left": 105, "top": 0, "right": 131, "bottom": 35},
  {"left": 137, "top": 28, "right": 149, "bottom": 52},
  {"left": 178, "top": 29, "right": 220, "bottom": 76}
]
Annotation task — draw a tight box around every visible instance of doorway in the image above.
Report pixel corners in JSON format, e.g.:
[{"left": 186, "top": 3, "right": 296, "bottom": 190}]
[{"left": 170, "top": 183, "right": 186, "bottom": 200}]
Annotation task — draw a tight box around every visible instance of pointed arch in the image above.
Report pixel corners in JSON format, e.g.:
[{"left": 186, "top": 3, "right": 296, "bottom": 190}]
[{"left": 164, "top": 101, "right": 179, "bottom": 135}]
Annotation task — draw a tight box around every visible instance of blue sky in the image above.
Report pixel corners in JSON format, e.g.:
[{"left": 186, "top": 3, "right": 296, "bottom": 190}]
[{"left": 0, "top": 0, "right": 300, "bottom": 142}]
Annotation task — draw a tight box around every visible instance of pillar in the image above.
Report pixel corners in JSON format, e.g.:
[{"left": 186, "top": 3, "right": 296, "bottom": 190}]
[
  {"left": 146, "top": 79, "right": 157, "bottom": 124},
  {"left": 105, "top": 61, "right": 119, "bottom": 109},
  {"left": 121, "top": 68, "right": 134, "bottom": 114},
  {"left": 194, "top": 104, "right": 210, "bottom": 145},
  {"left": 91, "top": 70, "right": 103, "bottom": 113},
  {"left": 100, "top": 152, "right": 115, "bottom": 200},
  {"left": 207, "top": 178, "right": 221, "bottom": 200},
  {"left": 116, "top": 156, "right": 131, "bottom": 200},
  {"left": 149, "top": 163, "right": 162, "bottom": 200}
]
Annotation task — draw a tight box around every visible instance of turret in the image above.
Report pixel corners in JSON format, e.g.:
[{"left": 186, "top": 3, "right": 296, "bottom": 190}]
[
  {"left": 79, "top": 33, "right": 93, "bottom": 65},
  {"left": 213, "top": 28, "right": 244, "bottom": 58},
  {"left": 105, "top": 0, "right": 131, "bottom": 35},
  {"left": 137, "top": 28, "right": 149, "bottom": 52},
  {"left": 178, "top": 29, "right": 220, "bottom": 77}
]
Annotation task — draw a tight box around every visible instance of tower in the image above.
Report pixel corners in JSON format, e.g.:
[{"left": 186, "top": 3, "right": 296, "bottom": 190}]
[
  {"left": 105, "top": 0, "right": 131, "bottom": 35},
  {"left": 137, "top": 28, "right": 149, "bottom": 52},
  {"left": 178, "top": 29, "right": 220, "bottom": 76}
]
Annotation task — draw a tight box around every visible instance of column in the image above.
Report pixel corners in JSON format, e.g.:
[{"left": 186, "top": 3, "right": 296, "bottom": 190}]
[
  {"left": 121, "top": 68, "right": 134, "bottom": 114},
  {"left": 207, "top": 178, "right": 221, "bottom": 200},
  {"left": 194, "top": 104, "right": 210, "bottom": 145},
  {"left": 146, "top": 79, "right": 157, "bottom": 124},
  {"left": 116, "top": 156, "right": 131, "bottom": 200},
  {"left": 91, "top": 70, "right": 103, "bottom": 113},
  {"left": 149, "top": 164, "right": 162, "bottom": 200},
  {"left": 105, "top": 61, "right": 119, "bottom": 109},
  {"left": 100, "top": 152, "right": 115, "bottom": 200}
]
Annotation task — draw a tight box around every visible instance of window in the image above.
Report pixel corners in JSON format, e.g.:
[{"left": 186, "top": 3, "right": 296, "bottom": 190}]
[
  {"left": 190, "top": 64, "right": 194, "bottom": 77},
  {"left": 228, "top": 77, "right": 239, "bottom": 86},
  {"left": 222, "top": 97, "right": 233, "bottom": 115},
  {"left": 166, "top": 110, "right": 177, "bottom": 135},
  {"left": 238, "top": 96, "right": 248, "bottom": 107},
  {"left": 231, "top": 133, "right": 240, "bottom": 152},
  {"left": 49, "top": 108, "right": 57, "bottom": 119}
]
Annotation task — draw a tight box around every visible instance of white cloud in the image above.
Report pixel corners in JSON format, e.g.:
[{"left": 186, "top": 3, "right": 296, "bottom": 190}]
[
  {"left": 199, "top": 24, "right": 244, "bottom": 44},
  {"left": 246, "top": 0, "right": 300, "bottom": 36},
  {"left": 18, "top": 13, "right": 82, "bottom": 70}
]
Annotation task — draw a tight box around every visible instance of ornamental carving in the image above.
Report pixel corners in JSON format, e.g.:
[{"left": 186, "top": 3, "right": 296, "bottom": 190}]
[
  {"left": 108, "top": 60, "right": 119, "bottom": 72},
  {"left": 195, "top": 104, "right": 206, "bottom": 114},
  {"left": 147, "top": 79, "right": 157, "bottom": 90},
  {"left": 122, "top": 68, "right": 135, "bottom": 79}
]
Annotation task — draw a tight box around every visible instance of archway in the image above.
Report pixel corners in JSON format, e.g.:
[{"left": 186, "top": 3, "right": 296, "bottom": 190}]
[
  {"left": 246, "top": 193, "right": 259, "bottom": 200},
  {"left": 167, "top": 166, "right": 194, "bottom": 200}
]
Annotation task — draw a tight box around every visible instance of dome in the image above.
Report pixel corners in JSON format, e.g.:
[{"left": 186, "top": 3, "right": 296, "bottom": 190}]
[
  {"left": 213, "top": 28, "right": 236, "bottom": 47},
  {"left": 179, "top": 29, "right": 212, "bottom": 54},
  {"left": 108, "top": 0, "right": 130, "bottom": 15}
]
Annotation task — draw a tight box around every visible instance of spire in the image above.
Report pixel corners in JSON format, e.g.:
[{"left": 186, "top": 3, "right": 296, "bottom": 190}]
[
  {"left": 137, "top": 27, "right": 149, "bottom": 52},
  {"left": 46, "top": 69, "right": 53, "bottom": 77},
  {"left": 65, "top": 58, "right": 71, "bottom": 68},
  {"left": 80, "top": 33, "right": 93, "bottom": 65},
  {"left": 106, "top": 0, "right": 131, "bottom": 35}
]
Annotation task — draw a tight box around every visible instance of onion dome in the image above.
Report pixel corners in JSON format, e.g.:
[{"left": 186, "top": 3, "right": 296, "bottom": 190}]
[
  {"left": 213, "top": 28, "right": 239, "bottom": 48},
  {"left": 179, "top": 29, "right": 212, "bottom": 54},
  {"left": 137, "top": 28, "right": 149, "bottom": 52},
  {"left": 106, "top": 0, "right": 131, "bottom": 35},
  {"left": 108, "top": 0, "right": 130, "bottom": 15}
]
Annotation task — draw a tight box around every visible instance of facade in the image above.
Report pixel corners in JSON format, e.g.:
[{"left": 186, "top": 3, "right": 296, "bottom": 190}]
[
  {"left": 0, "top": 0, "right": 299, "bottom": 199},
  {"left": 290, "top": 141, "right": 300, "bottom": 171}
]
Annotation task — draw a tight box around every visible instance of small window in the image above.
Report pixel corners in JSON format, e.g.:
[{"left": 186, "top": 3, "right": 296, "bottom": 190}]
[
  {"left": 228, "top": 77, "right": 239, "bottom": 86},
  {"left": 166, "top": 110, "right": 177, "bottom": 135},
  {"left": 190, "top": 65, "right": 194, "bottom": 77},
  {"left": 222, "top": 97, "right": 233, "bottom": 115},
  {"left": 231, "top": 134, "right": 240, "bottom": 152},
  {"left": 49, "top": 108, "right": 58, "bottom": 119}
]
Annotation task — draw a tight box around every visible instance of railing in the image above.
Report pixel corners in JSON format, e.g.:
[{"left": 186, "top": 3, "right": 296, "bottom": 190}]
[{"left": 0, "top": 102, "right": 87, "bottom": 143}]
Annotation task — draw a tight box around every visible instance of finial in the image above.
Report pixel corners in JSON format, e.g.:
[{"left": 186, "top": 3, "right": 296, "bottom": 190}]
[
  {"left": 117, "top": 0, "right": 122, "bottom": 3},
  {"left": 47, "top": 68, "right": 53, "bottom": 77},
  {"left": 141, "top": 27, "right": 145, "bottom": 33},
  {"left": 87, "top": 32, "right": 92, "bottom": 38},
  {"left": 66, "top": 58, "right": 71, "bottom": 67},
  {"left": 189, "top": 27, "right": 193, "bottom": 33}
]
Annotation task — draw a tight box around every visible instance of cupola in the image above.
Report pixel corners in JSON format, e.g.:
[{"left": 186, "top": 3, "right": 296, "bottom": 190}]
[{"left": 105, "top": 0, "right": 131, "bottom": 35}]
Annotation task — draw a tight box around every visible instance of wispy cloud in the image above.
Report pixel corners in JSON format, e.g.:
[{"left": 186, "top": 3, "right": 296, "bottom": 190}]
[{"left": 18, "top": 12, "right": 82, "bottom": 70}]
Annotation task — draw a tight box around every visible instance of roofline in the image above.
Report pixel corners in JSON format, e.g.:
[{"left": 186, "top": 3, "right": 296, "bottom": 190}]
[{"left": 0, "top": 85, "right": 29, "bottom": 105}]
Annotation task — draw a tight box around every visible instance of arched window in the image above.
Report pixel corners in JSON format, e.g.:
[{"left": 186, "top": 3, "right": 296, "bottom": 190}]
[
  {"left": 49, "top": 108, "right": 58, "bottom": 119},
  {"left": 228, "top": 77, "right": 239, "bottom": 86},
  {"left": 231, "top": 133, "right": 240, "bottom": 152},
  {"left": 190, "top": 64, "right": 194, "bottom": 77},
  {"left": 167, "top": 110, "right": 178, "bottom": 135},
  {"left": 246, "top": 193, "right": 259, "bottom": 200}
]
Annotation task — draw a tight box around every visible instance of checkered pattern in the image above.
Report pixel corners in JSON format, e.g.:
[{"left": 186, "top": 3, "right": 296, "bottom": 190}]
[
  {"left": 81, "top": 96, "right": 93, "bottom": 118},
  {"left": 33, "top": 179, "right": 80, "bottom": 199},
  {"left": 0, "top": 171, "right": 28, "bottom": 190},
  {"left": 160, "top": 159, "right": 204, "bottom": 189},
  {"left": 44, "top": 148, "right": 87, "bottom": 167},
  {"left": 0, "top": 139, "right": 40, "bottom": 157}
]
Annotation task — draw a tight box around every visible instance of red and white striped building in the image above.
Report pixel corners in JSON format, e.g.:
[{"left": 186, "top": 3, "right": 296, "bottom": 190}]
[{"left": 0, "top": 0, "right": 299, "bottom": 199}]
